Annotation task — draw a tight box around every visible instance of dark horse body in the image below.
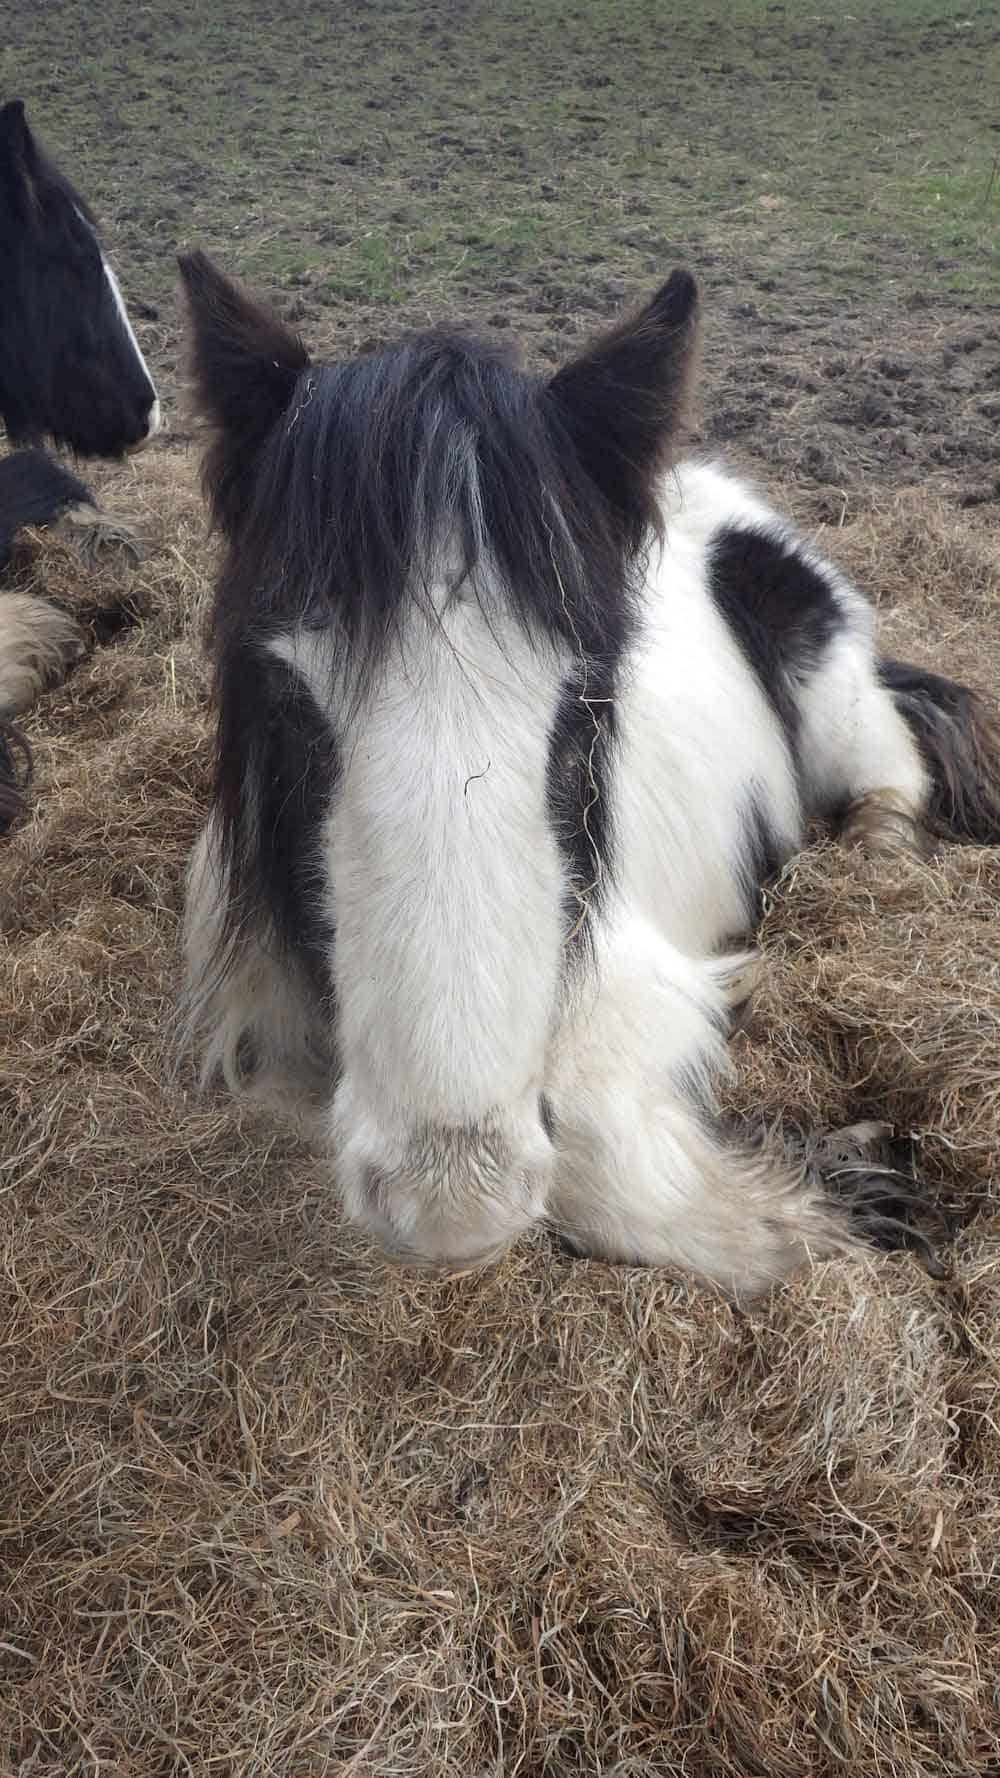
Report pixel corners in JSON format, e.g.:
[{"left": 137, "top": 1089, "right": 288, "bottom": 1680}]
[
  {"left": 0, "top": 98, "right": 160, "bottom": 831},
  {"left": 178, "top": 252, "right": 1000, "bottom": 1296}
]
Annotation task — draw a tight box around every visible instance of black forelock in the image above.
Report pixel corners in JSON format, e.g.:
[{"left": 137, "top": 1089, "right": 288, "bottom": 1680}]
[{"left": 210, "top": 327, "right": 640, "bottom": 682}]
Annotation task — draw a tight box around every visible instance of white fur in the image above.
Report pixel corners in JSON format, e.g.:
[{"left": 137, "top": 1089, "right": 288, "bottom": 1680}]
[
  {"left": 102, "top": 257, "right": 161, "bottom": 445},
  {"left": 797, "top": 627, "right": 928, "bottom": 816},
  {"left": 546, "top": 919, "right": 848, "bottom": 1292},
  {"left": 0, "top": 592, "right": 83, "bottom": 719},
  {"left": 612, "top": 516, "right": 800, "bottom": 955},
  {"left": 183, "top": 458, "right": 929, "bottom": 1286},
  {"left": 71, "top": 202, "right": 160, "bottom": 444},
  {"left": 313, "top": 568, "right": 568, "bottom": 1261}
]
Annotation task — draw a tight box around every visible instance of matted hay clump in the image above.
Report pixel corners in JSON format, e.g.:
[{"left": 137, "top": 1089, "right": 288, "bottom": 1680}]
[{"left": 1, "top": 453, "right": 999, "bottom": 1776}]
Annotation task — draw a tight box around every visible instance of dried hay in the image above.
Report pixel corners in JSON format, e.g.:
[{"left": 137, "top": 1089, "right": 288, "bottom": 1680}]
[{"left": 1, "top": 455, "right": 998, "bottom": 1775}]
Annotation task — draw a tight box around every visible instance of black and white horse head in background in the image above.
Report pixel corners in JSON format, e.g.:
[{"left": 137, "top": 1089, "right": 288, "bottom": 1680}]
[
  {"left": 0, "top": 98, "right": 160, "bottom": 459},
  {"left": 0, "top": 99, "right": 161, "bottom": 834}
]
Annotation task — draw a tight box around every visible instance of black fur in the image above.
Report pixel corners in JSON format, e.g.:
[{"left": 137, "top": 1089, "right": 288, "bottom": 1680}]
[
  {"left": 0, "top": 720, "right": 30, "bottom": 835},
  {"left": 214, "top": 637, "right": 338, "bottom": 999},
  {"left": 741, "top": 1116, "right": 956, "bottom": 1280},
  {"left": 180, "top": 252, "right": 701, "bottom": 960},
  {"left": 180, "top": 250, "right": 310, "bottom": 538},
  {"left": 734, "top": 788, "right": 792, "bottom": 926},
  {"left": 835, "top": 1172, "right": 953, "bottom": 1278},
  {"left": 546, "top": 661, "right": 619, "bottom": 943},
  {"left": 708, "top": 524, "right": 846, "bottom": 753},
  {"left": 879, "top": 656, "right": 1000, "bottom": 844},
  {"left": 0, "top": 99, "right": 156, "bottom": 457},
  {"left": 0, "top": 448, "right": 93, "bottom": 570},
  {"left": 546, "top": 268, "right": 700, "bottom": 552}
]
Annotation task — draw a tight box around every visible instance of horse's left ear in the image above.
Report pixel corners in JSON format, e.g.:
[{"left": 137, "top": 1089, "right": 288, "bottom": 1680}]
[{"left": 547, "top": 269, "right": 700, "bottom": 533}]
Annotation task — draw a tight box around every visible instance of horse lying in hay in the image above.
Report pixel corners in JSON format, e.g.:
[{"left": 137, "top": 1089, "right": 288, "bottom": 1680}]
[
  {"left": 0, "top": 98, "right": 160, "bottom": 832},
  {"left": 177, "top": 250, "right": 1000, "bottom": 1297}
]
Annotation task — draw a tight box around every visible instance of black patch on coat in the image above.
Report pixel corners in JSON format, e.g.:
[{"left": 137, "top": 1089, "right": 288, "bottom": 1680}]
[
  {"left": 213, "top": 634, "right": 338, "bottom": 1001},
  {"left": 734, "top": 787, "right": 791, "bottom": 926},
  {"left": 708, "top": 524, "right": 845, "bottom": 753},
  {"left": 0, "top": 448, "right": 92, "bottom": 570},
  {"left": 546, "top": 660, "right": 619, "bottom": 949}
]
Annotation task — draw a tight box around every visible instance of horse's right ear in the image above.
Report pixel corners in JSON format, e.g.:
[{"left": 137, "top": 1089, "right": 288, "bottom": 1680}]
[{"left": 178, "top": 251, "right": 310, "bottom": 529}]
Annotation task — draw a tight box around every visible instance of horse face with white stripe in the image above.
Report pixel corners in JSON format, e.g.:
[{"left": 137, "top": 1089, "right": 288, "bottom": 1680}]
[
  {"left": 178, "top": 251, "right": 1000, "bottom": 1296},
  {"left": 0, "top": 99, "right": 159, "bottom": 458}
]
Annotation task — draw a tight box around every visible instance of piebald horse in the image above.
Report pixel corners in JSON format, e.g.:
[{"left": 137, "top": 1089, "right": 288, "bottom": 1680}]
[
  {"left": 177, "top": 251, "right": 1000, "bottom": 1296},
  {"left": 0, "top": 99, "right": 160, "bottom": 830}
]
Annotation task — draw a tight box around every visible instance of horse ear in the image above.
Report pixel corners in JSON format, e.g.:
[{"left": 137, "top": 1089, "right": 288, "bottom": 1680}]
[
  {"left": 0, "top": 100, "right": 32, "bottom": 151},
  {"left": 548, "top": 269, "right": 700, "bottom": 534},
  {"left": 179, "top": 249, "right": 309, "bottom": 440},
  {"left": 0, "top": 101, "right": 41, "bottom": 210},
  {"left": 179, "top": 250, "right": 310, "bottom": 530}
]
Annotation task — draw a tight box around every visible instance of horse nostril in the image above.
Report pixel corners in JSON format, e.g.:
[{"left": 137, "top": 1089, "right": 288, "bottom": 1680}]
[{"left": 125, "top": 398, "right": 162, "bottom": 453}]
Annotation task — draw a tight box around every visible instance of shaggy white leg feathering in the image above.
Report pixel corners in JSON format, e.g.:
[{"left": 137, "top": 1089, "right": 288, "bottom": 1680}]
[{"left": 0, "top": 592, "right": 83, "bottom": 720}]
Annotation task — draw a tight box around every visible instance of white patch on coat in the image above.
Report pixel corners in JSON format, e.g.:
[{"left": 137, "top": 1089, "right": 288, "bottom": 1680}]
[{"left": 102, "top": 258, "right": 161, "bottom": 442}]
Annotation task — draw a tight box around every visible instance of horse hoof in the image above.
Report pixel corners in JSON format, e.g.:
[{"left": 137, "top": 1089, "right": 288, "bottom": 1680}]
[{"left": 841, "top": 791, "right": 931, "bottom": 859}]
